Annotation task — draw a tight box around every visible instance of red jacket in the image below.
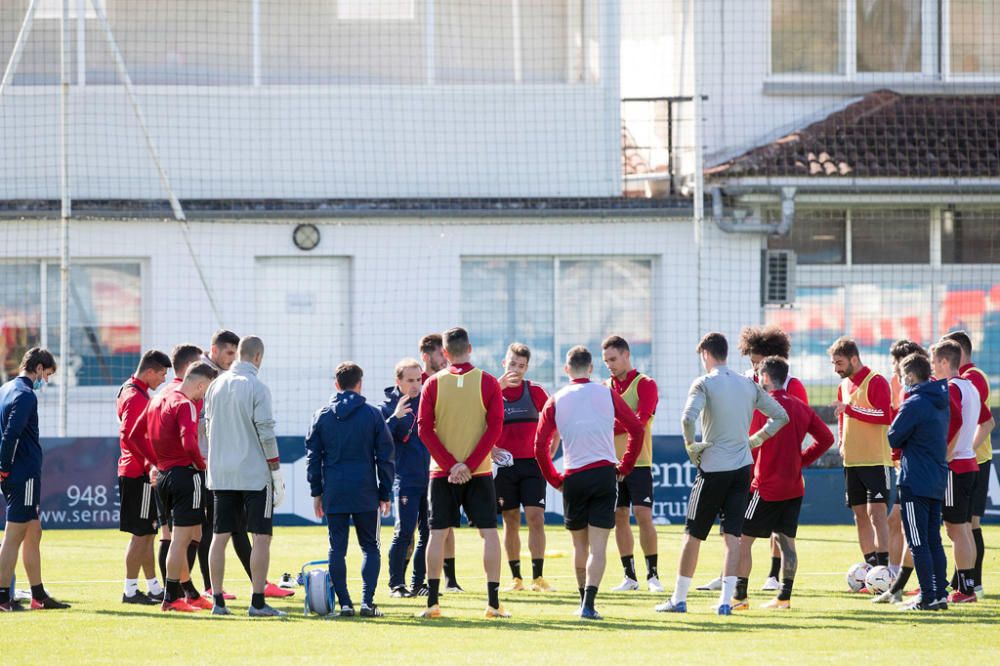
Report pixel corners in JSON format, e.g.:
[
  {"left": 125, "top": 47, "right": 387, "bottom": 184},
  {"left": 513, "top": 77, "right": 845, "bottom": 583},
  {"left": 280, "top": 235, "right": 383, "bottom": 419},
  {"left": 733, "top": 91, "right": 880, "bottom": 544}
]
[
  {"left": 752, "top": 389, "right": 834, "bottom": 501},
  {"left": 116, "top": 376, "right": 158, "bottom": 477},
  {"left": 132, "top": 388, "right": 205, "bottom": 472}
]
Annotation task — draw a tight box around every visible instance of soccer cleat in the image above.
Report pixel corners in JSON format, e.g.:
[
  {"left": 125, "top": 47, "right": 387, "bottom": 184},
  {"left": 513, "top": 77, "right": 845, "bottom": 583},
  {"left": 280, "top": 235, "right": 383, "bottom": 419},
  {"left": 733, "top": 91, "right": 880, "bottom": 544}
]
[
  {"left": 654, "top": 599, "right": 686, "bottom": 613},
  {"left": 147, "top": 590, "right": 165, "bottom": 603},
  {"left": 31, "top": 596, "right": 70, "bottom": 610},
  {"left": 696, "top": 576, "right": 722, "bottom": 591},
  {"left": 930, "top": 597, "right": 948, "bottom": 611},
  {"left": 0, "top": 601, "right": 20, "bottom": 612},
  {"left": 646, "top": 576, "right": 665, "bottom": 593},
  {"left": 579, "top": 606, "right": 603, "bottom": 620},
  {"left": 506, "top": 577, "right": 525, "bottom": 592},
  {"left": 185, "top": 595, "right": 213, "bottom": 610},
  {"left": 338, "top": 605, "right": 356, "bottom": 617},
  {"left": 872, "top": 589, "right": 902, "bottom": 604},
  {"left": 948, "top": 590, "right": 977, "bottom": 604},
  {"left": 731, "top": 599, "right": 750, "bottom": 611},
  {"left": 211, "top": 605, "right": 232, "bottom": 616},
  {"left": 278, "top": 573, "right": 297, "bottom": 590},
  {"left": 760, "top": 598, "right": 791, "bottom": 610},
  {"left": 761, "top": 576, "right": 781, "bottom": 591},
  {"left": 412, "top": 583, "right": 430, "bottom": 597},
  {"left": 248, "top": 603, "right": 288, "bottom": 618},
  {"left": 444, "top": 582, "right": 464, "bottom": 593},
  {"left": 904, "top": 588, "right": 921, "bottom": 597},
  {"left": 360, "top": 604, "right": 384, "bottom": 618},
  {"left": 974, "top": 585, "right": 984, "bottom": 601},
  {"left": 612, "top": 577, "right": 640, "bottom": 592},
  {"left": 716, "top": 603, "right": 732, "bottom": 616},
  {"left": 531, "top": 577, "right": 555, "bottom": 592},
  {"left": 390, "top": 585, "right": 413, "bottom": 598},
  {"left": 161, "top": 598, "right": 199, "bottom": 612},
  {"left": 205, "top": 588, "right": 236, "bottom": 600},
  {"left": 484, "top": 604, "right": 512, "bottom": 619},
  {"left": 122, "top": 591, "right": 157, "bottom": 606},
  {"left": 899, "top": 599, "right": 936, "bottom": 611},
  {"left": 416, "top": 604, "right": 442, "bottom": 619},
  {"left": 264, "top": 581, "right": 295, "bottom": 598}
]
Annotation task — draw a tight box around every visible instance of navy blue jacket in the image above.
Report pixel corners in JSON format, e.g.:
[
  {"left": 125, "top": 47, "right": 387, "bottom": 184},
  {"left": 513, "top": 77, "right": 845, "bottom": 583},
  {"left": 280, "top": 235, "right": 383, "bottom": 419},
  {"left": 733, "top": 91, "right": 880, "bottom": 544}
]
[
  {"left": 888, "top": 379, "right": 950, "bottom": 500},
  {"left": 378, "top": 386, "right": 430, "bottom": 490},
  {"left": 0, "top": 376, "right": 42, "bottom": 482},
  {"left": 306, "top": 390, "right": 395, "bottom": 515}
]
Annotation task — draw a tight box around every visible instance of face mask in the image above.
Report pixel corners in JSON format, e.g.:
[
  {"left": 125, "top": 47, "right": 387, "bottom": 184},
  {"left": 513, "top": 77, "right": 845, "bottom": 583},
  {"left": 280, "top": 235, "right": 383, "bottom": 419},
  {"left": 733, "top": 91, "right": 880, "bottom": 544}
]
[{"left": 32, "top": 377, "right": 46, "bottom": 391}]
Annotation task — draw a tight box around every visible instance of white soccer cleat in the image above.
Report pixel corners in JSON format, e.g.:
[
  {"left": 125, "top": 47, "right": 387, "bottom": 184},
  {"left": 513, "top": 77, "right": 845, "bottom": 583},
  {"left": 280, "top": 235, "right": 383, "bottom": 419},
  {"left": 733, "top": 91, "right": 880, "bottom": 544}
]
[
  {"left": 761, "top": 576, "right": 781, "bottom": 591},
  {"left": 646, "top": 576, "right": 665, "bottom": 593},
  {"left": 872, "top": 589, "right": 902, "bottom": 604},
  {"left": 612, "top": 577, "right": 640, "bottom": 592},
  {"left": 974, "top": 585, "right": 984, "bottom": 601},
  {"left": 696, "top": 576, "right": 722, "bottom": 591}
]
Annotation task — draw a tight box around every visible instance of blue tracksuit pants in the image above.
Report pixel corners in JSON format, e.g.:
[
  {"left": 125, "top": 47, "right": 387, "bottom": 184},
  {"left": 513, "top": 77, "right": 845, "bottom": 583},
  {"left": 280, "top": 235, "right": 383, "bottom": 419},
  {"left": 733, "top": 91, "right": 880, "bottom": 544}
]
[
  {"left": 387, "top": 486, "right": 429, "bottom": 589},
  {"left": 327, "top": 511, "right": 380, "bottom": 607},
  {"left": 899, "top": 486, "right": 949, "bottom": 602}
]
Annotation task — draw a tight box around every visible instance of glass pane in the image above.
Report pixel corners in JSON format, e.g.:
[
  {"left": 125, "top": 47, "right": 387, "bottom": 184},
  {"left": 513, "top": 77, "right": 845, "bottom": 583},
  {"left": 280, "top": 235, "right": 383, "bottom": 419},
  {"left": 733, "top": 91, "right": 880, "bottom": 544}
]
[
  {"left": 943, "top": 210, "right": 1000, "bottom": 264},
  {"left": 771, "top": 0, "right": 843, "bottom": 74},
  {"left": 521, "top": 1, "right": 570, "bottom": 83},
  {"left": 768, "top": 210, "right": 847, "bottom": 265},
  {"left": 557, "top": 258, "right": 652, "bottom": 386},
  {"left": 851, "top": 209, "right": 929, "bottom": 264},
  {"left": 942, "top": 283, "right": 1000, "bottom": 385},
  {"left": 0, "top": 264, "right": 42, "bottom": 382},
  {"left": 436, "top": 0, "right": 515, "bottom": 83},
  {"left": 950, "top": 0, "right": 1000, "bottom": 74},
  {"left": 849, "top": 283, "right": 933, "bottom": 361},
  {"left": 460, "top": 259, "right": 555, "bottom": 387},
  {"left": 856, "top": 0, "right": 922, "bottom": 73},
  {"left": 45, "top": 263, "right": 141, "bottom": 387},
  {"left": 1, "top": 1, "right": 73, "bottom": 85}
]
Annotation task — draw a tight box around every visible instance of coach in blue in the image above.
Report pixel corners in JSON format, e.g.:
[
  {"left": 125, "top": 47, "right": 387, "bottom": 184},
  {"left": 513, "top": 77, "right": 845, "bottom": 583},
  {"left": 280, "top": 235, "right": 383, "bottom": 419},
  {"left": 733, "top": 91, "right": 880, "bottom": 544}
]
[
  {"left": 887, "top": 352, "right": 950, "bottom": 612},
  {"left": 0, "top": 347, "right": 70, "bottom": 611},
  {"left": 379, "top": 358, "right": 432, "bottom": 598},
  {"left": 306, "top": 362, "right": 394, "bottom": 618}
]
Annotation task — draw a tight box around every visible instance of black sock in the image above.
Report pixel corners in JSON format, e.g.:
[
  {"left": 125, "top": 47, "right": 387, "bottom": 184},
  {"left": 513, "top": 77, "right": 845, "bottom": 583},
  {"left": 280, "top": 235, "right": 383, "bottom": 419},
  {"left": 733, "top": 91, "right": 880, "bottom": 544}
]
[
  {"left": 734, "top": 577, "right": 749, "bottom": 601},
  {"left": 443, "top": 558, "right": 457, "bottom": 586},
  {"left": 214, "top": 593, "right": 226, "bottom": 608},
  {"left": 186, "top": 541, "right": 199, "bottom": 573},
  {"left": 645, "top": 554, "right": 658, "bottom": 579},
  {"left": 428, "top": 579, "right": 440, "bottom": 607},
  {"left": 583, "top": 585, "right": 598, "bottom": 611},
  {"left": 30, "top": 584, "right": 46, "bottom": 601},
  {"left": 158, "top": 539, "right": 171, "bottom": 583},
  {"left": 509, "top": 559, "right": 522, "bottom": 580},
  {"left": 768, "top": 556, "right": 781, "bottom": 579},
  {"left": 960, "top": 568, "right": 977, "bottom": 594},
  {"left": 875, "top": 552, "right": 889, "bottom": 567},
  {"left": 198, "top": 537, "right": 211, "bottom": 590},
  {"left": 181, "top": 579, "right": 199, "bottom": 599},
  {"left": 778, "top": 578, "right": 794, "bottom": 601},
  {"left": 891, "top": 566, "right": 913, "bottom": 593},
  {"left": 165, "top": 578, "right": 182, "bottom": 603},
  {"left": 973, "top": 528, "right": 985, "bottom": 585},
  {"left": 251, "top": 592, "right": 265, "bottom": 610},
  {"left": 578, "top": 587, "right": 585, "bottom": 603},
  {"left": 951, "top": 570, "right": 959, "bottom": 590},
  {"left": 0, "top": 587, "right": 9, "bottom": 605},
  {"left": 487, "top": 581, "right": 500, "bottom": 609},
  {"left": 864, "top": 551, "right": 877, "bottom": 567},
  {"left": 532, "top": 558, "right": 544, "bottom": 580},
  {"left": 233, "top": 531, "right": 254, "bottom": 580},
  {"left": 621, "top": 555, "right": 637, "bottom": 581}
]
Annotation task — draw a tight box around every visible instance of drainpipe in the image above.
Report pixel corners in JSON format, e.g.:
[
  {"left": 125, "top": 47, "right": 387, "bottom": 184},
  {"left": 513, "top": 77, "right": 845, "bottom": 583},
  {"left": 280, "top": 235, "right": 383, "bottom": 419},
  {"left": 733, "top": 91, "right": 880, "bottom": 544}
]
[{"left": 712, "top": 186, "right": 796, "bottom": 236}]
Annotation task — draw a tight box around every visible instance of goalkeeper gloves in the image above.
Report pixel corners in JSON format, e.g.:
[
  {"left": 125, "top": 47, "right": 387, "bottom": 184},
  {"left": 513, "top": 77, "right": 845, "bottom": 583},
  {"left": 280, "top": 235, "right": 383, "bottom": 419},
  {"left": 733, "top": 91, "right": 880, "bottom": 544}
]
[
  {"left": 685, "top": 440, "right": 711, "bottom": 466},
  {"left": 271, "top": 468, "right": 285, "bottom": 508},
  {"left": 748, "top": 432, "right": 767, "bottom": 450}
]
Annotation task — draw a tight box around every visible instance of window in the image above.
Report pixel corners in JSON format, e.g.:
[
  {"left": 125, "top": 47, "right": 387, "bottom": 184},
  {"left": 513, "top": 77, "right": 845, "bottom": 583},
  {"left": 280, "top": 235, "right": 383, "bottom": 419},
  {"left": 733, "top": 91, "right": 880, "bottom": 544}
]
[
  {"left": 767, "top": 210, "right": 847, "bottom": 264},
  {"left": 337, "top": 0, "right": 415, "bottom": 21},
  {"left": 771, "top": 0, "right": 843, "bottom": 74},
  {"left": 461, "top": 257, "right": 652, "bottom": 388},
  {"left": 942, "top": 210, "right": 1000, "bottom": 264},
  {"left": 942, "top": 283, "right": 1000, "bottom": 381},
  {"left": 856, "top": 0, "right": 922, "bottom": 73},
  {"left": 0, "top": 262, "right": 141, "bottom": 387},
  {"left": 950, "top": 0, "right": 1000, "bottom": 74},
  {"left": 850, "top": 209, "right": 930, "bottom": 264},
  {"left": 765, "top": 286, "right": 845, "bottom": 399}
]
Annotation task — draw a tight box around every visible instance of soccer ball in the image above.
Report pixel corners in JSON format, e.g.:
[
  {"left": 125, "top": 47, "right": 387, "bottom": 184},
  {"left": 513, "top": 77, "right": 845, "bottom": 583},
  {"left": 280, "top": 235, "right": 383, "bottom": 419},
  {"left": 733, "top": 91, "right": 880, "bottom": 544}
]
[
  {"left": 865, "top": 565, "right": 893, "bottom": 595},
  {"left": 846, "top": 563, "right": 871, "bottom": 592}
]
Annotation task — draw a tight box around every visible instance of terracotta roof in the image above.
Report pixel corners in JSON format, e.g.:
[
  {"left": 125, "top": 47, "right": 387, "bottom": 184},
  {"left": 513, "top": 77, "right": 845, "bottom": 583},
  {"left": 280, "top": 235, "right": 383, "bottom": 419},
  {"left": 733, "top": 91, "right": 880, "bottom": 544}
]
[{"left": 707, "top": 90, "right": 1000, "bottom": 180}]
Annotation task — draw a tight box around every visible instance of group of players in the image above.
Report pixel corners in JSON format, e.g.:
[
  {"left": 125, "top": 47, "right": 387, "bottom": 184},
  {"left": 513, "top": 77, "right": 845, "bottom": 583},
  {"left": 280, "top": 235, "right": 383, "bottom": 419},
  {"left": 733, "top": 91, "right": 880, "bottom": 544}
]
[{"left": 0, "top": 323, "right": 991, "bottom": 618}]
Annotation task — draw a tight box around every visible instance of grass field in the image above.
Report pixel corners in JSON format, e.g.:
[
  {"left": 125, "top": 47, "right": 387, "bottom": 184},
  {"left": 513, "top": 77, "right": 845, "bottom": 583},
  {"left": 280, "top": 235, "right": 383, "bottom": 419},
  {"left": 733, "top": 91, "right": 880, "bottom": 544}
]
[{"left": 6, "top": 525, "right": 999, "bottom": 664}]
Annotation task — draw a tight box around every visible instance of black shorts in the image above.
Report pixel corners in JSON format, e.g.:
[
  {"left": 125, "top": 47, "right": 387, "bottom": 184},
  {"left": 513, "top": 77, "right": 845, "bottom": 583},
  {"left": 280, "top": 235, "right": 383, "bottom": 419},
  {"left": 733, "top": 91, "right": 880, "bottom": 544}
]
[
  {"left": 942, "top": 469, "right": 976, "bottom": 524},
  {"left": 1, "top": 476, "right": 40, "bottom": 523},
  {"left": 972, "top": 460, "right": 992, "bottom": 518},
  {"left": 118, "top": 475, "right": 158, "bottom": 536},
  {"left": 742, "top": 492, "right": 802, "bottom": 539},
  {"left": 429, "top": 475, "right": 496, "bottom": 530},
  {"left": 562, "top": 465, "right": 617, "bottom": 531},
  {"left": 214, "top": 488, "right": 273, "bottom": 536},
  {"left": 685, "top": 465, "right": 751, "bottom": 541},
  {"left": 616, "top": 466, "right": 654, "bottom": 509},
  {"left": 844, "top": 465, "right": 891, "bottom": 507},
  {"left": 156, "top": 467, "right": 206, "bottom": 528},
  {"left": 494, "top": 458, "right": 546, "bottom": 512}
]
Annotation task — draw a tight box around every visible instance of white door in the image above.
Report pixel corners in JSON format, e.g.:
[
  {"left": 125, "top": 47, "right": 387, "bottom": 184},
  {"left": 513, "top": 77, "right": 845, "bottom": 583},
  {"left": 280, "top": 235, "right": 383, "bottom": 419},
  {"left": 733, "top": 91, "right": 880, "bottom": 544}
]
[{"left": 255, "top": 257, "right": 350, "bottom": 436}]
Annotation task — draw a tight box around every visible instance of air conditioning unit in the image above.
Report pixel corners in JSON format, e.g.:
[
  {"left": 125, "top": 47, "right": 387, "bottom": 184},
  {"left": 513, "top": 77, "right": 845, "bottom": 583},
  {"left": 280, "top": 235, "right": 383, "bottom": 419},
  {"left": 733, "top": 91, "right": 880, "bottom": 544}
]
[{"left": 762, "top": 250, "right": 796, "bottom": 306}]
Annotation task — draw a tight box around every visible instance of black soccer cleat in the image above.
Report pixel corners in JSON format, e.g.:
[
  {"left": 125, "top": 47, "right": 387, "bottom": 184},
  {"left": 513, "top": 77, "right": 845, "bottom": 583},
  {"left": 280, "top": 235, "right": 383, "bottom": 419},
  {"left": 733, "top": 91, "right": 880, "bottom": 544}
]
[
  {"left": 147, "top": 590, "right": 165, "bottom": 603},
  {"left": 360, "top": 604, "right": 384, "bottom": 618},
  {"left": 31, "top": 596, "right": 71, "bottom": 610},
  {"left": 122, "top": 591, "right": 157, "bottom": 606},
  {"left": 390, "top": 585, "right": 413, "bottom": 598}
]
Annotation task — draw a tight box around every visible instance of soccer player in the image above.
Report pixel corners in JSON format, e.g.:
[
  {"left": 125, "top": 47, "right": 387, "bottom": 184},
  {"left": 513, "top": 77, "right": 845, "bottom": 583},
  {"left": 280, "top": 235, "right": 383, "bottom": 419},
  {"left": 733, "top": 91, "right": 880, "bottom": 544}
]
[
  {"left": 495, "top": 343, "right": 553, "bottom": 592},
  {"left": 0, "top": 348, "right": 70, "bottom": 611},
  {"left": 601, "top": 335, "right": 662, "bottom": 593},
  {"left": 419, "top": 333, "right": 462, "bottom": 594},
  {"left": 381, "top": 358, "right": 431, "bottom": 598},
  {"left": 829, "top": 337, "right": 893, "bottom": 571},
  {"left": 732, "top": 357, "right": 833, "bottom": 610},
  {"left": 534, "top": 346, "right": 645, "bottom": 619},
  {"left": 656, "top": 332, "right": 788, "bottom": 615},
  {"left": 417, "top": 327, "right": 506, "bottom": 618},
  {"left": 930, "top": 340, "right": 988, "bottom": 603},
  {"left": 204, "top": 336, "right": 286, "bottom": 617},
  {"left": 888, "top": 353, "right": 950, "bottom": 611},
  {"left": 942, "top": 330, "right": 994, "bottom": 599},
  {"left": 117, "top": 349, "right": 171, "bottom": 605},
  {"left": 141, "top": 361, "right": 217, "bottom": 612},
  {"left": 307, "top": 362, "right": 394, "bottom": 617}
]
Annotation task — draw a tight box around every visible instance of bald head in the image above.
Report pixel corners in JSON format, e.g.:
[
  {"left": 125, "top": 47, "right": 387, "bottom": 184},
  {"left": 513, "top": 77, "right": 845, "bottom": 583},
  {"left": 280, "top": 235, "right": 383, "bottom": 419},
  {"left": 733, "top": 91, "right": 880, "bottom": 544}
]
[{"left": 238, "top": 335, "right": 265, "bottom": 367}]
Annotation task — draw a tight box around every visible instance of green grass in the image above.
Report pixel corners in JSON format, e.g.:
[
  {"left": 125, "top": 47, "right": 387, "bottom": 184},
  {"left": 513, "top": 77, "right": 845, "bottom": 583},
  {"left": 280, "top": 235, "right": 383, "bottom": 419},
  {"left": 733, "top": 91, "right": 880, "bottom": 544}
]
[{"left": 7, "top": 525, "right": 1000, "bottom": 664}]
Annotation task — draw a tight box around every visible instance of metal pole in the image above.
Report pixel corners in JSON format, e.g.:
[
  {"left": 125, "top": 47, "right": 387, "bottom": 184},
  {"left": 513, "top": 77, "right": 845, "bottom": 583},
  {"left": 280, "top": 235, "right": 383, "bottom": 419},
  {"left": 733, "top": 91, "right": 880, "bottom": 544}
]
[
  {"left": 59, "top": 0, "right": 71, "bottom": 436},
  {"left": 689, "top": 0, "right": 704, "bottom": 348},
  {"left": 0, "top": 0, "right": 39, "bottom": 98}
]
